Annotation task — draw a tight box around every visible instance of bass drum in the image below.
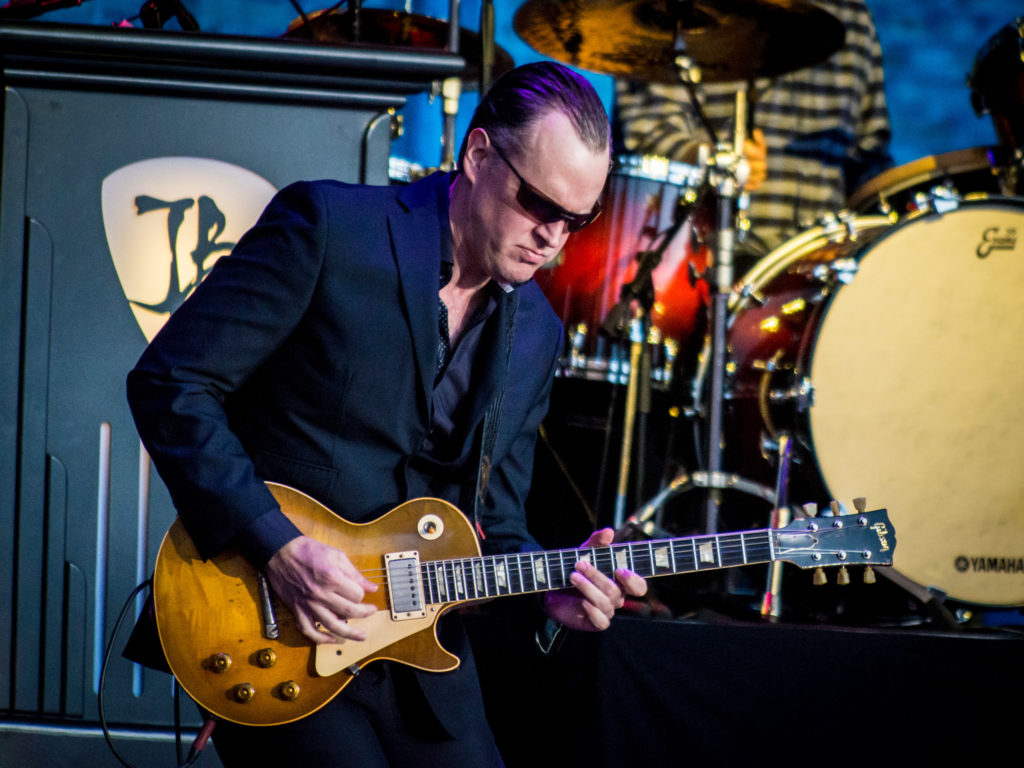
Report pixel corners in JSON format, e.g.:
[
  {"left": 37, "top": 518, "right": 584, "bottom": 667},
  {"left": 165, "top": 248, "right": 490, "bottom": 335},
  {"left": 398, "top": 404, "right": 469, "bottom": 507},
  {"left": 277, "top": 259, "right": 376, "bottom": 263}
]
[{"left": 723, "top": 199, "right": 1024, "bottom": 605}]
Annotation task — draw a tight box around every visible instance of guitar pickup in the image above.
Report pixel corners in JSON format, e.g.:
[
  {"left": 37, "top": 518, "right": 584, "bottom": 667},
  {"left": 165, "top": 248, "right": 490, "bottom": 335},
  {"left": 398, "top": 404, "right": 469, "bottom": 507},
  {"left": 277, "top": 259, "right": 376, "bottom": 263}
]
[{"left": 385, "top": 551, "right": 426, "bottom": 620}]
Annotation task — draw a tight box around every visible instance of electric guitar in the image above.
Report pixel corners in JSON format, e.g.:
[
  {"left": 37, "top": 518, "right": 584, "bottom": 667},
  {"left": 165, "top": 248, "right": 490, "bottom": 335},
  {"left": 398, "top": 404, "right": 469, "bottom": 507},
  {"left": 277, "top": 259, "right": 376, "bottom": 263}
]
[{"left": 153, "top": 482, "right": 895, "bottom": 726}]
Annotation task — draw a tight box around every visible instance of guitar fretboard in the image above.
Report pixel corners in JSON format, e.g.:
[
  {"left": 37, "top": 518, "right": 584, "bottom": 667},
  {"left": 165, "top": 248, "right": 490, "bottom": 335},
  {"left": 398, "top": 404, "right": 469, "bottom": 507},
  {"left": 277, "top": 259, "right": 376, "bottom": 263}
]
[{"left": 420, "top": 530, "right": 775, "bottom": 603}]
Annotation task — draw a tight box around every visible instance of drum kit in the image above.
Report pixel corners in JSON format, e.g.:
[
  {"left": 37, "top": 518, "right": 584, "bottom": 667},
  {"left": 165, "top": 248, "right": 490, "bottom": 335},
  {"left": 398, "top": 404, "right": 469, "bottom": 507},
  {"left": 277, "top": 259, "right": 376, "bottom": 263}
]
[
  {"left": 287, "top": 3, "right": 1024, "bottom": 617},
  {"left": 517, "top": 3, "right": 1024, "bottom": 617}
]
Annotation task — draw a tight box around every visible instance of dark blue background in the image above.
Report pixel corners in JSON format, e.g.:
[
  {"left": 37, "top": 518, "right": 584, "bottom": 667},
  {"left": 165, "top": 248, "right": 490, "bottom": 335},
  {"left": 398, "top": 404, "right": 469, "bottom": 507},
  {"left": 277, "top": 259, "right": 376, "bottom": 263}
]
[{"left": 39, "top": 1, "right": 1021, "bottom": 176}]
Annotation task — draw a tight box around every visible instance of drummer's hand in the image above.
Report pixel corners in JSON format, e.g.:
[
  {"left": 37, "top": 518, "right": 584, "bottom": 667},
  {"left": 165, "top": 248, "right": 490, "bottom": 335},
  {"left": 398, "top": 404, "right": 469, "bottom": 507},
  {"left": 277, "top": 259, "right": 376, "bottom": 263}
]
[
  {"left": 744, "top": 128, "right": 767, "bottom": 191},
  {"left": 542, "top": 528, "right": 648, "bottom": 632},
  {"left": 265, "top": 535, "right": 378, "bottom": 644}
]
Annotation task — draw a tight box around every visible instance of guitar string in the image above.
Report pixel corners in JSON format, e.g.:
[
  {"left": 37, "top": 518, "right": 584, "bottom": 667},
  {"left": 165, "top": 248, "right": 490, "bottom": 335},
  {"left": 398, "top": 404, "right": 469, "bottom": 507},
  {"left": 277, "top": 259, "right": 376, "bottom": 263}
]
[
  {"left": 349, "top": 535, "right": 816, "bottom": 579},
  {"left": 343, "top": 551, "right": 868, "bottom": 605},
  {"left": 350, "top": 537, "right": 787, "bottom": 593},
  {"left": 333, "top": 519, "right": 859, "bottom": 586},
  {"left": 353, "top": 542, "right": 775, "bottom": 581},
  {"left": 343, "top": 523, "right": 866, "bottom": 592}
]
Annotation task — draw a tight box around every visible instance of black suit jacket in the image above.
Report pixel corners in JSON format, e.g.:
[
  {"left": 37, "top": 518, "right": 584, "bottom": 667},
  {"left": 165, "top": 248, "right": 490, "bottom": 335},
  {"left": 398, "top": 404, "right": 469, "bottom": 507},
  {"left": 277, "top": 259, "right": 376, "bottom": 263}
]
[{"left": 127, "top": 172, "right": 562, "bottom": 735}]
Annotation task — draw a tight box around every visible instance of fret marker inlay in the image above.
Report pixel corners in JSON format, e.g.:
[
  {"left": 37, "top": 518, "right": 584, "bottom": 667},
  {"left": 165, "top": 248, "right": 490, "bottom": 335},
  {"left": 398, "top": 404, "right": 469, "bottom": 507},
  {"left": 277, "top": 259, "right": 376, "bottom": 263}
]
[
  {"left": 654, "top": 547, "right": 670, "bottom": 569},
  {"left": 454, "top": 564, "right": 465, "bottom": 595},
  {"left": 699, "top": 541, "right": 715, "bottom": 564},
  {"left": 533, "top": 557, "right": 547, "bottom": 585}
]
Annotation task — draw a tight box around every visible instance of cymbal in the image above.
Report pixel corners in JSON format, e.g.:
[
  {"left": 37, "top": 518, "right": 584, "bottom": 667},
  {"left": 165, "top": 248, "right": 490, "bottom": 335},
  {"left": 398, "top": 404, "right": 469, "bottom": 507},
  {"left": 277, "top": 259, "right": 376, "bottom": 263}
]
[
  {"left": 284, "top": 8, "right": 514, "bottom": 87},
  {"left": 514, "top": 0, "right": 846, "bottom": 84}
]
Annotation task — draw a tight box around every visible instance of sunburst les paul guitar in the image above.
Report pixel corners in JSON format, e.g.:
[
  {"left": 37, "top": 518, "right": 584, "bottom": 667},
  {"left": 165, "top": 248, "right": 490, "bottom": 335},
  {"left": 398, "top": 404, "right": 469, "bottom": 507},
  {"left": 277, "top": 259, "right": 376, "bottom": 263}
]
[{"left": 153, "top": 482, "right": 896, "bottom": 727}]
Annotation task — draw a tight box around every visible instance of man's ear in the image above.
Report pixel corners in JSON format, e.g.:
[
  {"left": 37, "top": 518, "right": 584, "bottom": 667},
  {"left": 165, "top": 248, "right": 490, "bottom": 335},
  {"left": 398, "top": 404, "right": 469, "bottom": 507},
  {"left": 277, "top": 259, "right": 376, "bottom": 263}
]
[{"left": 460, "top": 127, "right": 490, "bottom": 183}]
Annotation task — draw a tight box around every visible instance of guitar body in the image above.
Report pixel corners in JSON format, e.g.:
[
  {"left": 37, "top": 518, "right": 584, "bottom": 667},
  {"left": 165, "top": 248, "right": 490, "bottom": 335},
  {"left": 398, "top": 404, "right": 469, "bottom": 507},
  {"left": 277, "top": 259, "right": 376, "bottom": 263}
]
[{"left": 153, "top": 482, "right": 481, "bottom": 726}]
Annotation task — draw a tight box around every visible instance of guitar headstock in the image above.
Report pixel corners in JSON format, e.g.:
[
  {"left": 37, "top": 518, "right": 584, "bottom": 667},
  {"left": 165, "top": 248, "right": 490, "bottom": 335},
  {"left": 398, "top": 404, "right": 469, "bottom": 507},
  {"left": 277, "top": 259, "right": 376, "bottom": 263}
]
[{"left": 775, "top": 501, "right": 895, "bottom": 579}]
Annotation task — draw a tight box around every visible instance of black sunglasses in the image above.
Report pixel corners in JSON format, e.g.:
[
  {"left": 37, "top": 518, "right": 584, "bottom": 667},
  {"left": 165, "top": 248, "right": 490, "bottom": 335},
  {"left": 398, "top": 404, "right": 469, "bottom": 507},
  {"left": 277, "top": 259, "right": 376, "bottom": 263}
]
[{"left": 489, "top": 139, "right": 602, "bottom": 233}]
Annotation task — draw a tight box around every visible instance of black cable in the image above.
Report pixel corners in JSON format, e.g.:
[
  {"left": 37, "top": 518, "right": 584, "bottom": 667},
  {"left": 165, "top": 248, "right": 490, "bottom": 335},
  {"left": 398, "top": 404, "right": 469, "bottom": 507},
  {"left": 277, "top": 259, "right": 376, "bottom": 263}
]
[
  {"left": 98, "top": 579, "right": 153, "bottom": 768},
  {"left": 174, "top": 679, "right": 183, "bottom": 766},
  {"left": 99, "top": 578, "right": 217, "bottom": 768}
]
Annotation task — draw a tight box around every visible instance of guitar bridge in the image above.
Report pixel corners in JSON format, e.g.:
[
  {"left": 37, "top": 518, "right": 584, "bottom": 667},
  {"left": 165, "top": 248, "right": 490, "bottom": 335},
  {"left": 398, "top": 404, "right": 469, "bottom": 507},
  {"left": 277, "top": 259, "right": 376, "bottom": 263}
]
[{"left": 385, "top": 551, "right": 426, "bottom": 620}]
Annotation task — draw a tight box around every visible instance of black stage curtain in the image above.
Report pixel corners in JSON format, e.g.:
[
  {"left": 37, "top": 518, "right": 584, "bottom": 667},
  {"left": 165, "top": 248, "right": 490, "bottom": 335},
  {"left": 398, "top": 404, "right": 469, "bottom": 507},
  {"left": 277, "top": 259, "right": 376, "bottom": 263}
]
[{"left": 468, "top": 605, "right": 1024, "bottom": 766}]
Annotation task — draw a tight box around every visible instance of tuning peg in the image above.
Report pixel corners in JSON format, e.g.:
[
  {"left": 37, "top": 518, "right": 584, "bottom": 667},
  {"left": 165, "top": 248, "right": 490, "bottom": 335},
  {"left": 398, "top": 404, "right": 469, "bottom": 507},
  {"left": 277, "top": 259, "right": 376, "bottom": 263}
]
[
  {"left": 863, "top": 565, "right": 876, "bottom": 584},
  {"left": 837, "top": 565, "right": 850, "bottom": 585},
  {"left": 853, "top": 497, "right": 867, "bottom": 514},
  {"left": 829, "top": 500, "right": 841, "bottom": 516},
  {"left": 813, "top": 567, "right": 827, "bottom": 586},
  {"left": 801, "top": 502, "right": 818, "bottom": 518}
]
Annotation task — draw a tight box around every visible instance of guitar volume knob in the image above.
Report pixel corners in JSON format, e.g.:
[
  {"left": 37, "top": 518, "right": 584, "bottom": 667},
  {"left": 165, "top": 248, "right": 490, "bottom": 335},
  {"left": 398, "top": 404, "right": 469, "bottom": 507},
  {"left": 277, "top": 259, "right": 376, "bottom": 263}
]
[
  {"left": 211, "top": 653, "right": 232, "bottom": 673},
  {"left": 234, "top": 683, "right": 256, "bottom": 703},
  {"left": 256, "top": 648, "right": 277, "bottom": 668},
  {"left": 279, "top": 680, "right": 301, "bottom": 701}
]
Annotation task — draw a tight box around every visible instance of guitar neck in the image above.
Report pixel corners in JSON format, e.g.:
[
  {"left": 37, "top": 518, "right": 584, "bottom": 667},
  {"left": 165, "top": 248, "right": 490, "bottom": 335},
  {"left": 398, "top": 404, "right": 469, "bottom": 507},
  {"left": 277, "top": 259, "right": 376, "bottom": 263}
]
[{"left": 419, "top": 529, "right": 775, "bottom": 603}]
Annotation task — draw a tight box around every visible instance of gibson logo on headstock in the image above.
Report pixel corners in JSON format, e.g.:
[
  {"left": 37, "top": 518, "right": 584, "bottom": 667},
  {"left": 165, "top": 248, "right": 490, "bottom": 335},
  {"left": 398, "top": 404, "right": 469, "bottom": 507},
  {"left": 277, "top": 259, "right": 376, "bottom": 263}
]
[{"left": 871, "top": 522, "right": 891, "bottom": 553}]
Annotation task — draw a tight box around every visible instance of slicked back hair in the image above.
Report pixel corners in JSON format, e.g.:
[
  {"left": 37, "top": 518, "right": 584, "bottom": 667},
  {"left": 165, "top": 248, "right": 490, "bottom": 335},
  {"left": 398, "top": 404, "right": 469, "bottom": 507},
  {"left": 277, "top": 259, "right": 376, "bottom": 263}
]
[{"left": 458, "top": 60, "right": 610, "bottom": 165}]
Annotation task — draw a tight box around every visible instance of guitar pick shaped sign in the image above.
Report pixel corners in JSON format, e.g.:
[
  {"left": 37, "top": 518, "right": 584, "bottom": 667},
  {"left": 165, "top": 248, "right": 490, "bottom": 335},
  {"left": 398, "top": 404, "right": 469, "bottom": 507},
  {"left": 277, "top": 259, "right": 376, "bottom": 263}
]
[{"left": 102, "top": 157, "right": 277, "bottom": 341}]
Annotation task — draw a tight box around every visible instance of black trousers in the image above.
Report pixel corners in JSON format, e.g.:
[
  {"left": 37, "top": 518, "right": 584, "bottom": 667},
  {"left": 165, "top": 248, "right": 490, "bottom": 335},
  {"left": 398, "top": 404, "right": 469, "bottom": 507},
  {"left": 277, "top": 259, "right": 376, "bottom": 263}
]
[{"left": 211, "top": 661, "right": 505, "bottom": 768}]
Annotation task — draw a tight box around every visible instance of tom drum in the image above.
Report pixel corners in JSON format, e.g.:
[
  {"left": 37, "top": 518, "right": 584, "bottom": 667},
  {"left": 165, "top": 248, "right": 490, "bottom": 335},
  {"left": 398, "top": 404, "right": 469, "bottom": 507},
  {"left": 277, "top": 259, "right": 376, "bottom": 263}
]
[{"left": 535, "top": 155, "right": 709, "bottom": 385}]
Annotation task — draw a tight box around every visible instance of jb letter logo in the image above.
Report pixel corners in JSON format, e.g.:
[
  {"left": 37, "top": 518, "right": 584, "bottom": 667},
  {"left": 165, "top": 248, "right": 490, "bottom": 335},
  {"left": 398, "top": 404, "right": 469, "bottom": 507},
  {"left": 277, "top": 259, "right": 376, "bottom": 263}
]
[{"left": 102, "top": 157, "right": 277, "bottom": 341}]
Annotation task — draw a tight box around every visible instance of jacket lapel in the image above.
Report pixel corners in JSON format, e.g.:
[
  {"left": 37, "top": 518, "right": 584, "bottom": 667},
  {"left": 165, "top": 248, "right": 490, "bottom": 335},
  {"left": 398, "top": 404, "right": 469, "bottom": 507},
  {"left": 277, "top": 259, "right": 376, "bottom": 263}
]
[
  {"left": 463, "top": 288, "right": 517, "bottom": 436},
  {"left": 389, "top": 174, "right": 447, "bottom": 410}
]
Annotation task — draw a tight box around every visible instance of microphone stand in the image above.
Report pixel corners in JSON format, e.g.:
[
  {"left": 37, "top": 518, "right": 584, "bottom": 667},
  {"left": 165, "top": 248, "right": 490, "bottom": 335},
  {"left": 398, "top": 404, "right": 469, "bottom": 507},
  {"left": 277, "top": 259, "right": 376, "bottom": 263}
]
[
  {"left": 617, "top": 64, "right": 785, "bottom": 555},
  {"left": 604, "top": 208, "right": 691, "bottom": 529}
]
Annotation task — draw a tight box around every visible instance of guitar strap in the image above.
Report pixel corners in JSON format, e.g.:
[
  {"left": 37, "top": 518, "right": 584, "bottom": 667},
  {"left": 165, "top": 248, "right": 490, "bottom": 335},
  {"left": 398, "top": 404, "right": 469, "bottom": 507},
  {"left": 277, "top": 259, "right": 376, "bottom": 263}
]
[{"left": 472, "top": 288, "right": 519, "bottom": 540}]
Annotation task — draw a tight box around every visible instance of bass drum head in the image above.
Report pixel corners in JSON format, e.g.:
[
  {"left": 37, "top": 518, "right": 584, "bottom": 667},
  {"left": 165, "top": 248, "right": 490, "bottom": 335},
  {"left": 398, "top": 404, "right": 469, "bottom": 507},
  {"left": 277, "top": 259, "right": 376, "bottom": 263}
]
[{"left": 808, "top": 198, "right": 1024, "bottom": 605}]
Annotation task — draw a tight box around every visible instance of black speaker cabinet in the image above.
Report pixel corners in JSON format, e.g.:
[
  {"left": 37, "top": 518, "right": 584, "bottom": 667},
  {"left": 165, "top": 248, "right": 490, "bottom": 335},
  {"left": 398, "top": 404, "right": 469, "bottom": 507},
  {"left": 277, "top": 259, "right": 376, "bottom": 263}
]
[{"left": 0, "top": 21, "right": 461, "bottom": 766}]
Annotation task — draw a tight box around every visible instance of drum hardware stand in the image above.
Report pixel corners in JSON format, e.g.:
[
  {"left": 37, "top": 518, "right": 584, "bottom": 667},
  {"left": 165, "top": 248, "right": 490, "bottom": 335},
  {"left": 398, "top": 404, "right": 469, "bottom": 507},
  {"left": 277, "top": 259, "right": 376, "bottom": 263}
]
[
  {"left": 479, "top": 0, "right": 495, "bottom": 94},
  {"left": 603, "top": 206, "right": 692, "bottom": 530},
  {"left": 624, "top": 82, "right": 793, "bottom": 563},
  {"left": 613, "top": 311, "right": 649, "bottom": 530},
  {"left": 759, "top": 433, "right": 792, "bottom": 620},
  {"left": 618, "top": 469, "right": 776, "bottom": 540},
  {"left": 438, "top": 0, "right": 497, "bottom": 170},
  {"left": 666, "top": 40, "right": 764, "bottom": 534},
  {"left": 439, "top": 0, "right": 462, "bottom": 171},
  {"left": 701, "top": 87, "right": 751, "bottom": 534}
]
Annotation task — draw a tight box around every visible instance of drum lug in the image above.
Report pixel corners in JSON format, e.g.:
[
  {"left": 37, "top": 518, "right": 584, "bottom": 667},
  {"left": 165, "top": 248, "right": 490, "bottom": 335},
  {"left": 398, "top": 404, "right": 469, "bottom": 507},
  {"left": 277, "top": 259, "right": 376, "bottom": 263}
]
[
  {"left": 769, "top": 376, "right": 814, "bottom": 411},
  {"left": 569, "top": 322, "right": 589, "bottom": 369},
  {"left": 814, "top": 257, "right": 858, "bottom": 286},
  {"left": 736, "top": 282, "right": 767, "bottom": 306},
  {"left": 916, "top": 184, "right": 963, "bottom": 214},
  {"left": 751, "top": 356, "right": 782, "bottom": 373},
  {"left": 818, "top": 210, "right": 865, "bottom": 243},
  {"left": 840, "top": 210, "right": 860, "bottom": 241}
]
